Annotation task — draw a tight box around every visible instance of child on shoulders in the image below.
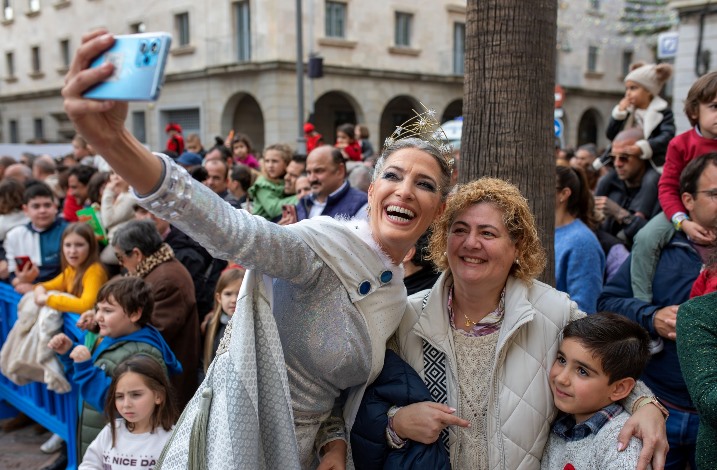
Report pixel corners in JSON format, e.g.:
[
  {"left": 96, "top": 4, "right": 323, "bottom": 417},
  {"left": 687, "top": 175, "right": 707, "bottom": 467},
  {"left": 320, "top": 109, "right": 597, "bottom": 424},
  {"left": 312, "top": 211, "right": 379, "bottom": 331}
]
[
  {"left": 632, "top": 71, "right": 717, "bottom": 302},
  {"left": 541, "top": 312, "right": 652, "bottom": 470},
  {"left": 606, "top": 62, "right": 675, "bottom": 170},
  {"left": 48, "top": 277, "right": 182, "bottom": 459}
]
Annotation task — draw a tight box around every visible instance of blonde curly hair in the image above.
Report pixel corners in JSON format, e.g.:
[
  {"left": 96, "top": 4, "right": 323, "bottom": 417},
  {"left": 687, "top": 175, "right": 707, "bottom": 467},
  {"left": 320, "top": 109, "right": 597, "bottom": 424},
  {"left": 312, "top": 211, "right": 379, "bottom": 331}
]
[{"left": 427, "top": 177, "right": 546, "bottom": 281}]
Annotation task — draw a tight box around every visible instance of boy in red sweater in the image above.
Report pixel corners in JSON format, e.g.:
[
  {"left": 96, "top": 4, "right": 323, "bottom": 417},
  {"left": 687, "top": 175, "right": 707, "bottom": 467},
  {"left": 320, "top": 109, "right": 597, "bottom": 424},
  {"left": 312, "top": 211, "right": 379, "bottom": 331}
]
[{"left": 631, "top": 71, "right": 717, "bottom": 302}]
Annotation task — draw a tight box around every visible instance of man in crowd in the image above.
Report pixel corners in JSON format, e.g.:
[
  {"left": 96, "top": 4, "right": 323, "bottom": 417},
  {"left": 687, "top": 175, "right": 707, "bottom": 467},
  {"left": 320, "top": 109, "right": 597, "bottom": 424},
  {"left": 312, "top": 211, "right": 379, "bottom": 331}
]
[
  {"left": 283, "top": 155, "right": 306, "bottom": 197},
  {"left": 3, "top": 163, "right": 32, "bottom": 184},
  {"left": 204, "top": 144, "right": 233, "bottom": 168},
  {"left": 571, "top": 143, "right": 598, "bottom": 170},
  {"left": 296, "top": 145, "right": 367, "bottom": 221},
  {"left": 204, "top": 159, "right": 240, "bottom": 208},
  {"left": 595, "top": 127, "right": 661, "bottom": 246},
  {"left": 597, "top": 153, "right": 717, "bottom": 468}
]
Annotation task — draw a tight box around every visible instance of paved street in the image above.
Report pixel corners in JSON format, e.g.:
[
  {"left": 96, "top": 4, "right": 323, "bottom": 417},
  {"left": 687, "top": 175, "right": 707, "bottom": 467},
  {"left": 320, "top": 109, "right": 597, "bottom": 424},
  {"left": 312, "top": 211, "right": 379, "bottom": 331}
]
[{"left": 0, "top": 417, "right": 63, "bottom": 469}]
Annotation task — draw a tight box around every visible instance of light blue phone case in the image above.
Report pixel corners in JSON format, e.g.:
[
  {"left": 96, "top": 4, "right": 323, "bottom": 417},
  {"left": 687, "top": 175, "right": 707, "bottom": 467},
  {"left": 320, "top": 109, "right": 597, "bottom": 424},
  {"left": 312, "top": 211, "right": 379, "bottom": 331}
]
[{"left": 83, "top": 32, "right": 172, "bottom": 101}]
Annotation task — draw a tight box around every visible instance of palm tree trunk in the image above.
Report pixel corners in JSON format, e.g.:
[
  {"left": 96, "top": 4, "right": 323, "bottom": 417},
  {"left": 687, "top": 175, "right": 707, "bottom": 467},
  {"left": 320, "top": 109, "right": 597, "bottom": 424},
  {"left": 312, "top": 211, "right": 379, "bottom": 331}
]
[{"left": 461, "top": 0, "right": 558, "bottom": 283}]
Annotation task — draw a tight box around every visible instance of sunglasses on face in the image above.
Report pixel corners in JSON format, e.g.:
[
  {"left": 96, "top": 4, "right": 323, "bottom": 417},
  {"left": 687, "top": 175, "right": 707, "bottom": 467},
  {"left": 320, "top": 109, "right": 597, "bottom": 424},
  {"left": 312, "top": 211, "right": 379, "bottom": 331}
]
[{"left": 609, "top": 153, "right": 640, "bottom": 164}]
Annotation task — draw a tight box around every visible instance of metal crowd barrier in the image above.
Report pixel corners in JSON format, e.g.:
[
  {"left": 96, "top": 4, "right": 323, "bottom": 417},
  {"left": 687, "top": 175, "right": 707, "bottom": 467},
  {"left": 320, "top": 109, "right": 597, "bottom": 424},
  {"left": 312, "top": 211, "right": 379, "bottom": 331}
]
[{"left": 0, "top": 282, "right": 83, "bottom": 469}]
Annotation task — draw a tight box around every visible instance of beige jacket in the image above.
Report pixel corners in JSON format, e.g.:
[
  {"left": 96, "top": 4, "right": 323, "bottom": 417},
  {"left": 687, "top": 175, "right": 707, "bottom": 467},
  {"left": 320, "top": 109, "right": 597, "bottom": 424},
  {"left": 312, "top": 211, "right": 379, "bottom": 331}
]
[
  {"left": 0, "top": 290, "right": 71, "bottom": 393},
  {"left": 395, "top": 271, "right": 579, "bottom": 470}
]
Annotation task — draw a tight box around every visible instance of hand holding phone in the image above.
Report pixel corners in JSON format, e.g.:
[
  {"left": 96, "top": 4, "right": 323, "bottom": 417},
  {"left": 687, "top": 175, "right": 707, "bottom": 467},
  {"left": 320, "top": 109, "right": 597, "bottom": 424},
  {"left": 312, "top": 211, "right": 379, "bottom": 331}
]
[
  {"left": 82, "top": 32, "right": 172, "bottom": 101},
  {"left": 15, "top": 256, "right": 32, "bottom": 272},
  {"left": 279, "top": 205, "right": 298, "bottom": 226}
]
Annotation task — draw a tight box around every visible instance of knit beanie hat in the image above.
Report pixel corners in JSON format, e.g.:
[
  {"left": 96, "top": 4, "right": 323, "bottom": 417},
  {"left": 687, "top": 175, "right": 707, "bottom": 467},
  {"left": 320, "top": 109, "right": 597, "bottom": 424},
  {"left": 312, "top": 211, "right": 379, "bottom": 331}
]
[{"left": 624, "top": 62, "right": 673, "bottom": 96}]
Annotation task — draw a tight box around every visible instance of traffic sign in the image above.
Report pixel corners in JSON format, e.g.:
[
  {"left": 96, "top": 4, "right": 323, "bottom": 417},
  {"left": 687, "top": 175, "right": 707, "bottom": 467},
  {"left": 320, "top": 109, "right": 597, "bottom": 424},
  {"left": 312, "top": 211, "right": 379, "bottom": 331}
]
[
  {"left": 554, "top": 118, "right": 563, "bottom": 138},
  {"left": 657, "top": 32, "right": 678, "bottom": 59}
]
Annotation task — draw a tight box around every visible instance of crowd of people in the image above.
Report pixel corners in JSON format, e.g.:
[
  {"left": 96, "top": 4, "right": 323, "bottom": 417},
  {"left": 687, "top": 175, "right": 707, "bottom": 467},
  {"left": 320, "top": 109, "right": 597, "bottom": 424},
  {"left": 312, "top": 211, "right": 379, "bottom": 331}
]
[{"left": 0, "top": 31, "right": 715, "bottom": 470}]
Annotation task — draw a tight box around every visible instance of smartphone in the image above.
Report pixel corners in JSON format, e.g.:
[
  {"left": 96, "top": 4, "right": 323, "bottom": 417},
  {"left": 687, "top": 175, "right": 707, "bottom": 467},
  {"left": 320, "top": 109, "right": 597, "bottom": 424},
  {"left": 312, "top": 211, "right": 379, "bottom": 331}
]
[
  {"left": 282, "top": 205, "right": 297, "bottom": 220},
  {"left": 82, "top": 32, "right": 172, "bottom": 101},
  {"left": 15, "top": 256, "right": 32, "bottom": 271}
]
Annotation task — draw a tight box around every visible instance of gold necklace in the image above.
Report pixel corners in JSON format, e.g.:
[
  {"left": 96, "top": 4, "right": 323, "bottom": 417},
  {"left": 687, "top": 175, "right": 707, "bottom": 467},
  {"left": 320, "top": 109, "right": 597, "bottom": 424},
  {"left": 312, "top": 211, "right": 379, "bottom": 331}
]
[{"left": 456, "top": 292, "right": 506, "bottom": 328}]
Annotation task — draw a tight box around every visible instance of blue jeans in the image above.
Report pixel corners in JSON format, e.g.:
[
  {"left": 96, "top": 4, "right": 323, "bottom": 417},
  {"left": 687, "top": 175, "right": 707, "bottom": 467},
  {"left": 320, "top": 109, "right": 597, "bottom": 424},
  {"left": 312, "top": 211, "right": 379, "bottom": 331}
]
[{"left": 664, "top": 405, "right": 699, "bottom": 470}]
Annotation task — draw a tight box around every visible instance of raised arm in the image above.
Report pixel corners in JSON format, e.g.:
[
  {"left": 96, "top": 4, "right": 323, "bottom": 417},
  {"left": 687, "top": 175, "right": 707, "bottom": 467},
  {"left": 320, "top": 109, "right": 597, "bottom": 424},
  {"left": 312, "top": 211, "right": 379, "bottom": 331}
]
[{"left": 63, "top": 30, "right": 316, "bottom": 282}]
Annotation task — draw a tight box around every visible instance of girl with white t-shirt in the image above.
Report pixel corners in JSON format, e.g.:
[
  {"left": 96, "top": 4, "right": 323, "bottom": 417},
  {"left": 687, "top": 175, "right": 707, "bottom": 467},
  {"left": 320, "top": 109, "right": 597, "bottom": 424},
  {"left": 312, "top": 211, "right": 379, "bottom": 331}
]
[{"left": 79, "top": 355, "right": 178, "bottom": 470}]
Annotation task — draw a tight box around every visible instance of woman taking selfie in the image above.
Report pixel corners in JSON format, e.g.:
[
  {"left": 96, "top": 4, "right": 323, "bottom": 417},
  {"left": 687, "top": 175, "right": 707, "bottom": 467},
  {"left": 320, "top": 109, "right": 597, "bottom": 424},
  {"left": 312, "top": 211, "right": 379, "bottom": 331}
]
[{"left": 62, "top": 30, "right": 451, "bottom": 469}]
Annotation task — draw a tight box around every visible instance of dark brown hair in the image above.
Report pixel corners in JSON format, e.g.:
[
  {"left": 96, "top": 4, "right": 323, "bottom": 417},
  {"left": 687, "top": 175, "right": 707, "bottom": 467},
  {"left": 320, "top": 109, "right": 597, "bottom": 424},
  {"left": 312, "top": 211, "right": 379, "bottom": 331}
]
[
  {"left": 556, "top": 166, "right": 598, "bottom": 230},
  {"left": 105, "top": 355, "right": 178, "bottom": 447},
  {"left": 336, "top": 123, "right": 356, "bottom": 141},
  {"left": 563, "top": 312, "right": 650, "bottom": 383},
  {"left": 96, "top": 277, "right": 154, "bottom": 326},
  {"left": 680, "top": 152, "right": 717, "bottom": 197},
  {"left": 684, "top": 71, "right": 717, "bottom": 127},
  {"left": 60, "top": 223, "right": 103, "bottom": 297}
]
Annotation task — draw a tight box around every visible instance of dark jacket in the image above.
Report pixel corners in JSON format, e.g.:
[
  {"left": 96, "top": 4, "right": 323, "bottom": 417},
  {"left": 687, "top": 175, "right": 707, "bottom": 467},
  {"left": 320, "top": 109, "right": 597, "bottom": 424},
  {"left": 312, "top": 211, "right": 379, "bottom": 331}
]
[
  {"left": 351, "top": 350, "right": 450, "bottom": 470},
  {"left": 296, "top": 181, "right": 367, "bottom": 221},
  {"left": 165, "top": 226, "right": 227, "bottom": 317},
  {"left": 597, "top": 231, "right": 702, "bottom": 409},
  {"left": 606, "top": 101, "right": 675, "bottom": 167},
  {"left": 595, "top": 168, "right": 661, "bottom": 246}
]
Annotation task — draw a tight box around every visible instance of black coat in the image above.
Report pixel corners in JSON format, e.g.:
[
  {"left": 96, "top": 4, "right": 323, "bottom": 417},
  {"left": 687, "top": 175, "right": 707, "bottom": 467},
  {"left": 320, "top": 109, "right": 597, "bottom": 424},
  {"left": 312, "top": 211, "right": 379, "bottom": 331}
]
[{"left": 351, "top": 350, "right": 450, "bottom": 470}]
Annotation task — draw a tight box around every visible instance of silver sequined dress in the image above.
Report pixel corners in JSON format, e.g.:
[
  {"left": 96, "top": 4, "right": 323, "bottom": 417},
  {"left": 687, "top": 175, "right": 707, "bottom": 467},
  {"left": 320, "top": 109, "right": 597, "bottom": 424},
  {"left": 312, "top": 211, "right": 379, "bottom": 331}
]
[{"left": 138, "top": 155, "right": 406, "bottom": 467}]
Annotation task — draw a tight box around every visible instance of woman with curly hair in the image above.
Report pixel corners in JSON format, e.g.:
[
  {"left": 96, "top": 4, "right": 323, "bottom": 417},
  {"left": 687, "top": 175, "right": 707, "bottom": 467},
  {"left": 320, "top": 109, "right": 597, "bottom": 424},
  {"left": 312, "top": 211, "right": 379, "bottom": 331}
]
[{"left": 366, "top": 178, "right": 667, "bottom": 469}]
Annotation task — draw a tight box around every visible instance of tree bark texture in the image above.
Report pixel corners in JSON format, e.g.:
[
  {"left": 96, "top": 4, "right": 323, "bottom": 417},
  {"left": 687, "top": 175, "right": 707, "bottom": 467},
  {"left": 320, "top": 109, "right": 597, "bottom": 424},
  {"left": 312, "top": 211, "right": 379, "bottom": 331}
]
[{"left": 461, "top": 0, "right": 558, "bottom": 283}]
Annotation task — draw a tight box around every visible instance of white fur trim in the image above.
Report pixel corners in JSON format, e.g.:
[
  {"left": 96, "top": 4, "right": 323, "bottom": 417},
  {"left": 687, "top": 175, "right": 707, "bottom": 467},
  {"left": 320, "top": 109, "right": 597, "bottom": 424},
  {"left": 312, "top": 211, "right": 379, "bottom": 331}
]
[
  {"left": 612, "top": 105, "right": 628, "bottom": 120},
  {"left": 636, "top": 139, "right": 653, "bottom": 160}
]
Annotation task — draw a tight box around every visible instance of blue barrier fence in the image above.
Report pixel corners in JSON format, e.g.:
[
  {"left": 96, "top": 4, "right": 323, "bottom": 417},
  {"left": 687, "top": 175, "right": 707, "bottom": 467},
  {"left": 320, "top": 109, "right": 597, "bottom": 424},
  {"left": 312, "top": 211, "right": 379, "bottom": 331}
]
[{"left": 0, "top": 282, "right": 82, "bottom": 469}]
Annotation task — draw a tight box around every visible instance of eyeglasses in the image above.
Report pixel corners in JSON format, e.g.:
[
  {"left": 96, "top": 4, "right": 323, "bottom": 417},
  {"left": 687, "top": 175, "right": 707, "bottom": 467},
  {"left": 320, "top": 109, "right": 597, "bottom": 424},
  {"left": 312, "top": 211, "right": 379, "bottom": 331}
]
[
  {"left": 114, "top": 250, "right": 132, "bottom": 263},
  {"left": 696, "top": 189, "right": 717, "bottom": 201},
  {"left": 609, "top": 153, "right": 640, "bottom": 164}
]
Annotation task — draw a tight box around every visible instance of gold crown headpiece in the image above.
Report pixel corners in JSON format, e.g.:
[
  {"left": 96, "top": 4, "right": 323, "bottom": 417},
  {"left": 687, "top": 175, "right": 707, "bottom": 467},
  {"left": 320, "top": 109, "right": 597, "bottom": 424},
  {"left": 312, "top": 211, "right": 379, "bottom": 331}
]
[{"left": 383, "top": 103, "right": 455, "bottom": 168}]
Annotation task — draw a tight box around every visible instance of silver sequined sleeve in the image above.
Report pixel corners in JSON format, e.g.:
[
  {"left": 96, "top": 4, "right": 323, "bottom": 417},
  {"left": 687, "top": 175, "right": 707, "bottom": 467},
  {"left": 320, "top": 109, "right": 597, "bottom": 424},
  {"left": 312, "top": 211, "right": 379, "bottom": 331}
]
[{"left": 135, "top": 153, "right": 318, "bottom": 282}]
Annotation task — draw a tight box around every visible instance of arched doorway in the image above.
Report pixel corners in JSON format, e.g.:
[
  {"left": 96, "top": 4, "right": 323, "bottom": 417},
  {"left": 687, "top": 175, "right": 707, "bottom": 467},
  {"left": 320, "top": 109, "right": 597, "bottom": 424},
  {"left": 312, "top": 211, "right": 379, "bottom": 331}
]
[
  {"left": 312, "top": 91, "right": 362, "bottom": 145},
  {"left": 442, "top": 99, "right": 463, "bottom": 123},
  {"left": 221, "top": 92, "right": 265, "bottom": 152},
  {"left": 577, "top": 108, "right": 602, "bottom": 147},
  {"left": 379, "top": 95, "right": 421, "bottom": 147}
]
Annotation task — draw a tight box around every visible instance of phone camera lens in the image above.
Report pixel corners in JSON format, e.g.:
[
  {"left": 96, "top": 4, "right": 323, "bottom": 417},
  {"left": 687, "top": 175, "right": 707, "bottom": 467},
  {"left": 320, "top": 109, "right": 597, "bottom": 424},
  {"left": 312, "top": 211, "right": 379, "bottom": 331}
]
[
  {"left": 139, "top": 40, "right": 148, "bottom": 54},
  {"left": 150, "top": 40, "right": 160, "bottom": 54}
]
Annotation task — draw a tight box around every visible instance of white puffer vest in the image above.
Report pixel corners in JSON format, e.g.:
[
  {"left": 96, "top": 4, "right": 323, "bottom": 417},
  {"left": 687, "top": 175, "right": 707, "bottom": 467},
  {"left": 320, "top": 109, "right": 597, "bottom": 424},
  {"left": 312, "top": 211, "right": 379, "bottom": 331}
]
[{"left": 396, "top": 271, "right": 580, "bottom": 469}]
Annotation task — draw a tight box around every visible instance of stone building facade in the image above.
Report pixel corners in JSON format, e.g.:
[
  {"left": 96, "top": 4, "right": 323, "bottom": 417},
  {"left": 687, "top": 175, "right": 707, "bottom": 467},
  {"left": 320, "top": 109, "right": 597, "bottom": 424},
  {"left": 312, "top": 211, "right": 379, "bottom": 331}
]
[
  {"left": 0, "top": 0, "right": 464, "bottom": 152},
  {"left": 555, "top": 0, "right": 655, "bottom": 150},
  {"left": 670, "top": 1, "right": 717, "bottom": 133},
  {"left": 0, "top": 0, "right": 655, "bottom": 154}
]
